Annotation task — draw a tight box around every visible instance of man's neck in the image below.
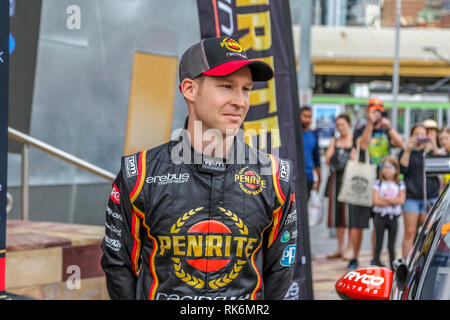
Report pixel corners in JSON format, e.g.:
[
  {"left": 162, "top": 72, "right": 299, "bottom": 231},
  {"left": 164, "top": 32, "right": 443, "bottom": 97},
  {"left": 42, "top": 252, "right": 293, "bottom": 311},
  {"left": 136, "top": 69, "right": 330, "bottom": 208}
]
[{"left": 187, "top": 120, "right": 235, "bottom": 159}]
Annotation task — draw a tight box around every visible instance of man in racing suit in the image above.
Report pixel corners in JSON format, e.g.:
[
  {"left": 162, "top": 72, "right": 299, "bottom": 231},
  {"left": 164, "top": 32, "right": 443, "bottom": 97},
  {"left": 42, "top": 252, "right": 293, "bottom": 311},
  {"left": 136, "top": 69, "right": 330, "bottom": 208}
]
[{"left": 101, "top": 36, "right": 298, "bottom": 300}]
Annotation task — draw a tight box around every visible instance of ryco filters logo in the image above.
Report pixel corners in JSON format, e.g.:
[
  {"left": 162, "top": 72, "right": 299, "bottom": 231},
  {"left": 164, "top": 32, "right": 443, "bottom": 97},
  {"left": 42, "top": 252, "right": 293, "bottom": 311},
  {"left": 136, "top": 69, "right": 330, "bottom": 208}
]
[
  {"left": 234, "top": 167, "right": 266, "bottom": 195},
  {"left": 220, "top": 38, "right": 243, "bottom": 53},
  {"left": 157, "top": 207, "right": 257, "bottom": 290},
  {"left": 343, "top": 271, "right": 385, "bottom": 286}
]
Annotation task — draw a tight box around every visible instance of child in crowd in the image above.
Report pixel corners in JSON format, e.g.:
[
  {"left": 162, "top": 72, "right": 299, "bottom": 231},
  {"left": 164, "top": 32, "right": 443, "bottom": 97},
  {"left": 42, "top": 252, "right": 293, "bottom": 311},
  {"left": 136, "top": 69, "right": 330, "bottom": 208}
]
[{"left": 371, "top": 156, "right": 406, "bottom": 270}]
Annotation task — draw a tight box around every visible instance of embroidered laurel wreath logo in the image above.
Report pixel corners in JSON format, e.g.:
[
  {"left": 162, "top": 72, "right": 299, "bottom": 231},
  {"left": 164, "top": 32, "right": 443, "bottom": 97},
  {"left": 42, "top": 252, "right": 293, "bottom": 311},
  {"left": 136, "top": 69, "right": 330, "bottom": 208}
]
[
  {"left": 168, "top": 206, "right": 252, "bottom": 290},
  {"left": 170, "top": 207, "right": 203, "bottom": 234}
]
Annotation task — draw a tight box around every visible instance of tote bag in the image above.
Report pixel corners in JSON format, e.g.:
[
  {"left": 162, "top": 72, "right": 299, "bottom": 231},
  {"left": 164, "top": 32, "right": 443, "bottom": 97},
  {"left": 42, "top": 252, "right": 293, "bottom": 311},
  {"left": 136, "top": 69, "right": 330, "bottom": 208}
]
[{"left": 337, "top": 145, "right": 377, "bottom": 207}]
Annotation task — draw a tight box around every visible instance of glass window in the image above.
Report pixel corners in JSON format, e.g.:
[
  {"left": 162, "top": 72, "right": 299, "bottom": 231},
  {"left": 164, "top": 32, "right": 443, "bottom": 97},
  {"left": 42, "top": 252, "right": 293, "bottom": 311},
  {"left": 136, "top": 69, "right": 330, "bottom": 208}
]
[{"left": 420, "top": 217, "right": 450, "bottom": 300}]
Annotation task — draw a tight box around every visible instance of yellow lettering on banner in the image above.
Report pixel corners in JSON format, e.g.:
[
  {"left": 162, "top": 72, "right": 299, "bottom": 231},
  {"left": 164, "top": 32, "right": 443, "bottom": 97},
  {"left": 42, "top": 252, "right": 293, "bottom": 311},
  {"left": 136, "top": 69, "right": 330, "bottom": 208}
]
[
  {"left": 249, "top": 56, "right": 277, "bottom": 114},
  {"left": 236, "top": 0, "right": 269, "bottom": 6},
  {"left": 205, "top": 235, "right": 223, "bottom": 257},
  {"left": 237, "top": 11, "right": 271, "bottom": 52},
  {"left": 236, "top": 0, "right": 269, "bottom": 7},
  {"left": 186, "top": 235, "right": 203, "bottom": 257},
  {"left": 244, "top": 116, "right": 281, "bottom": 150}
]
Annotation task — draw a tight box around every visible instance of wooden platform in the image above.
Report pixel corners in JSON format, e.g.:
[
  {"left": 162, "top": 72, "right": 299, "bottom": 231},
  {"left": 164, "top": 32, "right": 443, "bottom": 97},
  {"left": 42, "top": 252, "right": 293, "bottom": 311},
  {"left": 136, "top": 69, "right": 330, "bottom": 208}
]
[{"left": 4, "top": 219, "right": 108, "bottom": 300}]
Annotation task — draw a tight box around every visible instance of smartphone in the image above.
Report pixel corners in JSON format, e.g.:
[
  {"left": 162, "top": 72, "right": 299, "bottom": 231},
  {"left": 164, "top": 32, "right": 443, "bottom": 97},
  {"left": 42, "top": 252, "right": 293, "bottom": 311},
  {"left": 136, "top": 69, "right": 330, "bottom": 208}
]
[{"left": 416, "top": 137, "right": 429, "bottom": 144}]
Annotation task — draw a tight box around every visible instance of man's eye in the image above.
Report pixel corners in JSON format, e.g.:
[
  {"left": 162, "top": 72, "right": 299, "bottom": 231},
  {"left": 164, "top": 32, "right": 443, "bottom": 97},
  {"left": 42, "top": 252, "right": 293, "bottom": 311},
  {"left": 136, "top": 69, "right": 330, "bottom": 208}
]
[{"left": 221, "top": 84, "right": 232, "bottom": 89}]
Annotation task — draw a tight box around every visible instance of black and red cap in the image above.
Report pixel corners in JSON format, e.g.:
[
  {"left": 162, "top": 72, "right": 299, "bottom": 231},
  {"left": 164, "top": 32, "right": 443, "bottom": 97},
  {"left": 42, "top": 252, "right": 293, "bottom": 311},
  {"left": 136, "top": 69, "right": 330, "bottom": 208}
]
[{"left": 179, "top": 36, "right": 274, "bottom": 83}]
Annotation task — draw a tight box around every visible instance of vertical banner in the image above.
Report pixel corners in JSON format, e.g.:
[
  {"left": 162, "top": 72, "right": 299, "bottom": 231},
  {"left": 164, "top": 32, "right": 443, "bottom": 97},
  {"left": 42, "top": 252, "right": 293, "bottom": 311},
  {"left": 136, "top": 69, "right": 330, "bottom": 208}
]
[
  {"left": 8, "top": 0, "right": 42, "bottom": 153},
  {"left": 0, "top": 0, "right": 10, "bottom": 300},
  {"left": 196, "top": 0, "right": 313, "bottom": 299}
]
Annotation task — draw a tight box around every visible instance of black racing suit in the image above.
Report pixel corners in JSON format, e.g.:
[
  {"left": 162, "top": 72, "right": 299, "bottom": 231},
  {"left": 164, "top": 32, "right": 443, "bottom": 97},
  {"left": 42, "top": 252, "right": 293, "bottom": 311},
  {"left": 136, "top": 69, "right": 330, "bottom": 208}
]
[{"left": 101, "top": 136, "right": 298, "bottom": 300}]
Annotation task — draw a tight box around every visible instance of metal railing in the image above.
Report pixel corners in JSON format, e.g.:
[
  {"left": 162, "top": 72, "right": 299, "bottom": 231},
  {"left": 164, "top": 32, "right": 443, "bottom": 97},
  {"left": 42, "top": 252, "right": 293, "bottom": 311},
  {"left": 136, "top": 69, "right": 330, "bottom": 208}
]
[{"left": 8, "top": 127, "right": 116, "bottom": 220}]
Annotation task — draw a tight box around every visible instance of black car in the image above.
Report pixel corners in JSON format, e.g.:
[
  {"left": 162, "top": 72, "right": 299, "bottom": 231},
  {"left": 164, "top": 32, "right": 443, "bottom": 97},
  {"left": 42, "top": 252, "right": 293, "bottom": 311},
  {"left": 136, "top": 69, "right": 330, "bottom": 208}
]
[{"left": 336, "top": 183, "right": 450, "bottom": 300}]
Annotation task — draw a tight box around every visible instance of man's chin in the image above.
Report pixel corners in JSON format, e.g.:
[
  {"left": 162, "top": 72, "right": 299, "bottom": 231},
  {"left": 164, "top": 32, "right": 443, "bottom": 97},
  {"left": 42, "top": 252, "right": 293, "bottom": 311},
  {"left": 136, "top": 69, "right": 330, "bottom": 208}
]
[
  {"left": 218, "top": 121, "right": 242, "bottom": 135},
  {"left": 221, "top": 126, "right": 241, "bottom": 136}
]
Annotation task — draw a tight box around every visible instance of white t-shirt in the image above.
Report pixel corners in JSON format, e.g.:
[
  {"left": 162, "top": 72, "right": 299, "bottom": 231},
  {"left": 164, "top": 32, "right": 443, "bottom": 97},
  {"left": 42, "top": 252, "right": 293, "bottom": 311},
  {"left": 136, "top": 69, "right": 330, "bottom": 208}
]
[{"left": 373, "top": 180, "right": 406, "bottom": 218}]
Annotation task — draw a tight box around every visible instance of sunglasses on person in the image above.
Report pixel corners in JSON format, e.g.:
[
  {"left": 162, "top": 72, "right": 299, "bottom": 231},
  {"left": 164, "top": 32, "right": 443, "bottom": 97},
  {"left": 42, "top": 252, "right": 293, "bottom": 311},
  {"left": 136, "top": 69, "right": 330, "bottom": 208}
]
[{"left": 380, "top": 163, "right": 396, "bottom": 170}]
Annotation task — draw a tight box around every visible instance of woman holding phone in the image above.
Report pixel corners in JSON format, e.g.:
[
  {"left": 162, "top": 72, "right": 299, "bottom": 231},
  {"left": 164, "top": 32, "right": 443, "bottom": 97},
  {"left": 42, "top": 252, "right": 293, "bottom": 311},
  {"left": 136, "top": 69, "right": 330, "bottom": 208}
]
[{"left": 399, "top": 123, "right": 441, "bottom": 259}]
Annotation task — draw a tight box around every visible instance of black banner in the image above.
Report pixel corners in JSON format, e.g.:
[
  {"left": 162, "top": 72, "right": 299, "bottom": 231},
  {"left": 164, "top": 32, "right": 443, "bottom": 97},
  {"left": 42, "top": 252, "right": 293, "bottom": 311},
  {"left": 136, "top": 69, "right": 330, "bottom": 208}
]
[
  {"left": 0, "top": 0, "right": 10, "bottom": 299},
  {"left": 8, "top": 0, "right": 42, "bottom": 153},
  {"left": 196, "top": 0, "right": 313, "bottom": 299}
]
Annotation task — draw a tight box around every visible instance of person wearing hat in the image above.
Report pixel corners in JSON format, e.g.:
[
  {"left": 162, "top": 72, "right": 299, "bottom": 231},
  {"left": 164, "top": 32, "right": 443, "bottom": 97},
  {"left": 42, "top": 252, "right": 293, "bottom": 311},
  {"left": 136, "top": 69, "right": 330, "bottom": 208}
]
[
  {"left": 355, "top": 98, "right": 404, "bottom": 165},
  {"left": 423, "top": 119, "right": 441, "bottom": 155},
  {"left": 346, "top": 98, "right": 404, "bottom": 269},
  {"left": 101, "top": 37, "right": 298, "bottom": 300}
]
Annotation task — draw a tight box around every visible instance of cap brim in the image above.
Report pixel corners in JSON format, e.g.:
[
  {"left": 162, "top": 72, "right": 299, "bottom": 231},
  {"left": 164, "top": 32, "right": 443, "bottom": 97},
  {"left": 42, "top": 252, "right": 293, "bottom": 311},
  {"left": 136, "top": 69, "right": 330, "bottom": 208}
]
[
  {"left": 368, "top": 105, "right": 385, "bottom": 112},
  {"left": 202, "top": 60, "right": 274, "bottom": 81}
]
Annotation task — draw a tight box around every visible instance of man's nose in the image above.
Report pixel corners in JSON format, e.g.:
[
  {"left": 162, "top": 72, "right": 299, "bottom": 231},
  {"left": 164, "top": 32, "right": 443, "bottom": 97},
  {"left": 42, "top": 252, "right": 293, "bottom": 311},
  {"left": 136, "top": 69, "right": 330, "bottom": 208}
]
[{"left": 231, "top": 89, "right": 247, "bottom": 108}]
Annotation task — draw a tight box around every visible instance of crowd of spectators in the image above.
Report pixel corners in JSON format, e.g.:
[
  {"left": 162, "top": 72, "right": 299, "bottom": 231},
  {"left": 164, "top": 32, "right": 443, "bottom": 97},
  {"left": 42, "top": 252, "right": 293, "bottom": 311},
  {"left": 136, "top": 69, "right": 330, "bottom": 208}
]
[{"left": 303, "top": 99, "right": 450, "bottom": 270}]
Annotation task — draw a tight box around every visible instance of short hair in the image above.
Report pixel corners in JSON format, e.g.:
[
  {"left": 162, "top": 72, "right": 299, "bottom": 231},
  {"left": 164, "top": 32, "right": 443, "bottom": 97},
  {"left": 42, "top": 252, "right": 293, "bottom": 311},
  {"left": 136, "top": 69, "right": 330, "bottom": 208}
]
[{"left": 300, "top": 106, "right": 312, "bottom": 114}]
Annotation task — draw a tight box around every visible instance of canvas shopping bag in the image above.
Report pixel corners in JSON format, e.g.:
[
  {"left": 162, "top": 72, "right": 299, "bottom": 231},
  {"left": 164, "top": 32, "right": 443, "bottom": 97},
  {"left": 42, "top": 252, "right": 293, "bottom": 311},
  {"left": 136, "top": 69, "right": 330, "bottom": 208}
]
[{"left": 337, "top": 145, "right": 377, "bottom": 207}]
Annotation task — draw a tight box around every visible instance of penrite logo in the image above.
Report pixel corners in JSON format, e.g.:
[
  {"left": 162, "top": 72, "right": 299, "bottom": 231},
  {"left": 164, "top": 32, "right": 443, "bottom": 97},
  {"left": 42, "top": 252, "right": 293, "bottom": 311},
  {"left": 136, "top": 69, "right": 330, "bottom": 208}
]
[
  {"left": 146, "top": 172, "right": 190, "bottom": 185},
  {"left": 110, "top": 184, "right": 120, "bottom": 204},
  {"left": 234, "top": 167, "right": 266, "bottom": 196},
  {"left": 157, "top": 207, "right": 257, "bottom": 290},
  {"left": 220, "top": 38, "right": 243, "bottom": 53}
]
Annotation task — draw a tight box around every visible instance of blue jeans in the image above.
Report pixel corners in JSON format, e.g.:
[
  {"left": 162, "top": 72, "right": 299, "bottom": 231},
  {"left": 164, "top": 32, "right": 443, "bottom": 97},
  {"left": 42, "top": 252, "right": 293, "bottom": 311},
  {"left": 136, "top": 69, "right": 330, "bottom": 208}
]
[{"left": 402, "top": 198, "right": 438, "bottom": 214}]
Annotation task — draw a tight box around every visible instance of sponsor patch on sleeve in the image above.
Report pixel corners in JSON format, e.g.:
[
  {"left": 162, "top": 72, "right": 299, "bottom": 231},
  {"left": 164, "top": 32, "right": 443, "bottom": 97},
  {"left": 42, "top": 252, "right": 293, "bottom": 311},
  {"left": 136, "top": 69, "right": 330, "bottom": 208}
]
[
  {"left": 280, "top": 244, "right": 296, "bottom": 267},
  {"left": 110, "top": 183, "right": 120, "bottom": 204},
  {"left": 279, "top": 159, "right": 290, "bottom": 183},
  {"left": 124, "top": 154, "right": 138, "bottom": 178}
]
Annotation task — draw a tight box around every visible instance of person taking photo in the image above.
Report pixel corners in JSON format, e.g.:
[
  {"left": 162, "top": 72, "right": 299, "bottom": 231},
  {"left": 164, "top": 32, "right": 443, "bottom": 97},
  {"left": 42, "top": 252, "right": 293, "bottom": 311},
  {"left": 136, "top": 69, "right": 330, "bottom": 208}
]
[{"left": 399, "top": 123, "right": 440, "bottom": 259}]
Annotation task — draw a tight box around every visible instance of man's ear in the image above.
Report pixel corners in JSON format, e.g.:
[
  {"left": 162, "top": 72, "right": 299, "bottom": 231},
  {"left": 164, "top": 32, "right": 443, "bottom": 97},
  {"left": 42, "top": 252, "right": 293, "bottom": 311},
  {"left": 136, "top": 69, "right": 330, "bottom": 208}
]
[{"left": 180, "top": 78, "right": 196, "bottom": 103}]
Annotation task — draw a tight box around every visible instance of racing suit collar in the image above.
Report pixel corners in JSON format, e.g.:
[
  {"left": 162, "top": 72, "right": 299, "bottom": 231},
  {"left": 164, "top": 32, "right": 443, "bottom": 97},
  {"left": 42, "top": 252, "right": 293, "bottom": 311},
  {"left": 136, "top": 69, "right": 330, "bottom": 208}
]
[{"left": 170, "top": 130, "right": 247, "bottom": 174}]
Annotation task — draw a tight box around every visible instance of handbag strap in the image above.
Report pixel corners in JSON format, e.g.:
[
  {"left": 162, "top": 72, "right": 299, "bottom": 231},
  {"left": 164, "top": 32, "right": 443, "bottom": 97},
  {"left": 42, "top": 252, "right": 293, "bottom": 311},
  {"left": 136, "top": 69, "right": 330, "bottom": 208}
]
[{"left": 356, "top": 143, "right": 370, "bottom": 164}]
